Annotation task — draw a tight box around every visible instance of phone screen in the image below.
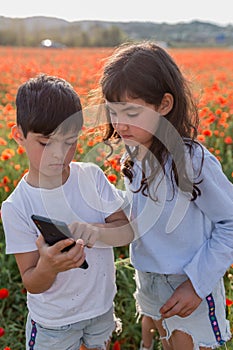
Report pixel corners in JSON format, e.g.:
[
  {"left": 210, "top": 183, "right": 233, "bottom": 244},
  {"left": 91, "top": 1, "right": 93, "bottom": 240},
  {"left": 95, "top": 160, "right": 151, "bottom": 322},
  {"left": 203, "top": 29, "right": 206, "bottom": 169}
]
[
  {"left": 31, "top": 215, "right": 73, "bottom": 246},
  {"left": 31, "top": 215, "right": 88, "bottom": 269}
]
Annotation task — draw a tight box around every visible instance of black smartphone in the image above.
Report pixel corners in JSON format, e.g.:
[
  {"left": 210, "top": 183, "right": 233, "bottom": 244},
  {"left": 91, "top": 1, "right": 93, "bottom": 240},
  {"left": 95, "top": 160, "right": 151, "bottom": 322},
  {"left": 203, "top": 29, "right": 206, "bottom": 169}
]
[{"left": 31, "top": 214, "right": 88, "bottom": 269}]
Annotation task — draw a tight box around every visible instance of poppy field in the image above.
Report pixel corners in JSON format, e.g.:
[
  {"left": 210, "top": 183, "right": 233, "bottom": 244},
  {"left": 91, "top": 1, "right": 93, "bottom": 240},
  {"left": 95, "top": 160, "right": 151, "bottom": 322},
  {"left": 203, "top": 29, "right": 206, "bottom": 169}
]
[{"left": 0, "top": 46, "right": 233, "bottom": 349}]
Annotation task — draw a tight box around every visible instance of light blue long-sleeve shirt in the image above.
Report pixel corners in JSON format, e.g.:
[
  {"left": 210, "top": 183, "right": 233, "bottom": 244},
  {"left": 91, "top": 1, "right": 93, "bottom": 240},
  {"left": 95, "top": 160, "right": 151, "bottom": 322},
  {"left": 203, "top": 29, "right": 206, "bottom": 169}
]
[{"left": 123, "top": 144, "right": 233, "bottom": 299}]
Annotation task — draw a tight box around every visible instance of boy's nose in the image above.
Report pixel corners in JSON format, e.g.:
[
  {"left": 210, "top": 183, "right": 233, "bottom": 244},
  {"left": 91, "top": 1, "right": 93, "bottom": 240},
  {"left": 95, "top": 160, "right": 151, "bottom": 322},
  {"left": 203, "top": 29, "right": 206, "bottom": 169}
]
[{"left": 51, "top": 145, "right": 66, "bottom": 159}]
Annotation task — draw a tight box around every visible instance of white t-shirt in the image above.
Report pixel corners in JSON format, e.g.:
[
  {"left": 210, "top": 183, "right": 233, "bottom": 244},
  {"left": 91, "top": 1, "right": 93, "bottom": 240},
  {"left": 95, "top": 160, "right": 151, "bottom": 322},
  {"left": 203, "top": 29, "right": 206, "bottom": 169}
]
[{"left": 1, "top": 162, "right": 123, "bottom": 327}]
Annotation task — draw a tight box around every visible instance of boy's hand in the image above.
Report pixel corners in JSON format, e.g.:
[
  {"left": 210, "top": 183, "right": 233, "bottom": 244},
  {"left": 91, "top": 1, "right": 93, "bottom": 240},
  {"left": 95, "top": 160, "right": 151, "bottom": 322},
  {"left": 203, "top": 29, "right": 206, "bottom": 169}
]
[
  {"left": 69, "top": 222, "right": 100, "bottom": 248},
  {"left": 159, "top": 279, "right": 202, "bottom": 318},
  {"left": 36, "top": 235, "right": 86, "bottom": 272}
]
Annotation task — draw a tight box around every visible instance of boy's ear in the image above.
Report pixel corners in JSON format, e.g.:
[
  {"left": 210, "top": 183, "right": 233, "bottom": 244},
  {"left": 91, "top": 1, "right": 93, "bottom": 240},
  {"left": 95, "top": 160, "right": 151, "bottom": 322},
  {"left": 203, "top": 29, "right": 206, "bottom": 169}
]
[
  {"left": 158, "top": 93, "right": 174, "bottom": 116},
  {"left": 11, "top": 125, "right": 25, "bottom": 145}
]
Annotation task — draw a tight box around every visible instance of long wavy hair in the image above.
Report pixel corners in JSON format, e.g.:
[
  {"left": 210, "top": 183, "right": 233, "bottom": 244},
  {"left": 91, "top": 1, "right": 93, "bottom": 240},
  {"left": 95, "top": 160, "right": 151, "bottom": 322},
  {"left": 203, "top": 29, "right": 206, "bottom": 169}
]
[{"left": 100, "top": 41, "right": 203, "bottom": 200}]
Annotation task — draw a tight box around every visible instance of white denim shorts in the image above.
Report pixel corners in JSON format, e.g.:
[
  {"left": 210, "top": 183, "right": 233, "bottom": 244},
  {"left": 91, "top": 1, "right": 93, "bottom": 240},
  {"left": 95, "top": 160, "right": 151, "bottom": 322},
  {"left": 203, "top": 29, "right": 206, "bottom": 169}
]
[
  {"left": 134, "top": 271, "right": 231, "bottom": 349},
  {"left": 26, "top": 306, "right": 120, "bottom": 350}
]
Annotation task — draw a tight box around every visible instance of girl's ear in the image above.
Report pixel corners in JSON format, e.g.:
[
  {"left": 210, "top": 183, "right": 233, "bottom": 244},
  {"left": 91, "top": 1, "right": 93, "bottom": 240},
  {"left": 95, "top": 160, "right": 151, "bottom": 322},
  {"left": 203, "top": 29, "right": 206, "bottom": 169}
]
[
  {"left": 11, "top": 125, "right": 25, "bottom": 145},
  {"left": 158, "top": 93, "right": 174, "bottom": 116}
]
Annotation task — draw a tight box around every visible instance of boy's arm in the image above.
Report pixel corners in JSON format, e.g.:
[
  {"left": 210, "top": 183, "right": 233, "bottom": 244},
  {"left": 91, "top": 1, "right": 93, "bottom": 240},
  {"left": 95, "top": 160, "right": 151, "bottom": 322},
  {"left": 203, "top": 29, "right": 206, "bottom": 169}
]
[
  {"left": 15, "top": 236, "right": 86, "bottom": 294},
  {"left": 98, "top": 209, "right": 134, "bottom": 246},
  {"left": 69, "top": 209, "right": 134, "bottom": 248},
  {"left": 15, "top": 249, "right": 56, "bottom": 294}
]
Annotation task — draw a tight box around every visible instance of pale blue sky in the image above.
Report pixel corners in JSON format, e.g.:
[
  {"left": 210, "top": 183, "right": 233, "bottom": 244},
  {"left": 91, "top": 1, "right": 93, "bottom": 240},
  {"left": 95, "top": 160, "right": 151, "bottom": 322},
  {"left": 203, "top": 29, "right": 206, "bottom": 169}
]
[{"left": 1, "top": 0, "right": 232, "bottom": 26}]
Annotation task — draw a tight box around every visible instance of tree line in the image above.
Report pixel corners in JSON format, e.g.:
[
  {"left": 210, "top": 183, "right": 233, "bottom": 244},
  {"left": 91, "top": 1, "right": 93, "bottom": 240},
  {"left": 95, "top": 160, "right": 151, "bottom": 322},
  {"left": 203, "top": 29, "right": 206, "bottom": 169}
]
[
  {"left": 0, "top": 23, "right": 127, "bottom": 47},
  {"left": 0, "top": 17, "right": 232, "bottom": 47}
]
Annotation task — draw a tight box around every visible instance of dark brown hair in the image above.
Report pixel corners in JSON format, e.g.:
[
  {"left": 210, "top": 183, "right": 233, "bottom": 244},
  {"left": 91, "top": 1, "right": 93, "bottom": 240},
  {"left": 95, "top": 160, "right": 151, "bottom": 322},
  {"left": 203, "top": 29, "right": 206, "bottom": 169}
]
[
  {"left": 16, "top": 73, "right": 83, "bottom": 137},
  {"left": 100, "top": 41, "right": 203, "bottom": 200}
]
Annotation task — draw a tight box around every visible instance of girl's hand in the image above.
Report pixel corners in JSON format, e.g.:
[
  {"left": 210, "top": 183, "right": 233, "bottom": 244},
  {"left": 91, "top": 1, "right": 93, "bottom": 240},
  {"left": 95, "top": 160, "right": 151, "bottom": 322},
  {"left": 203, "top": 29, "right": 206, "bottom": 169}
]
[
  {"left": 68, "top": 222, "right": 100, "bottom": 248},
  {"left": 36, "top": 234, "right": 86, "bottom": 273},
  {"left": 159, "top": 279, "right": 202, "bottom": 318}
]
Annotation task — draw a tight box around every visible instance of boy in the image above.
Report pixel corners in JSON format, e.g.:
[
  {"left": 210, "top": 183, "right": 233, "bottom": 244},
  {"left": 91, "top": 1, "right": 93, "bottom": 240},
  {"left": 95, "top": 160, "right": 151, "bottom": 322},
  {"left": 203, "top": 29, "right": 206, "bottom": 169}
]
[{"left": 1, "top": 74, "right": 134, "bottom": 350}]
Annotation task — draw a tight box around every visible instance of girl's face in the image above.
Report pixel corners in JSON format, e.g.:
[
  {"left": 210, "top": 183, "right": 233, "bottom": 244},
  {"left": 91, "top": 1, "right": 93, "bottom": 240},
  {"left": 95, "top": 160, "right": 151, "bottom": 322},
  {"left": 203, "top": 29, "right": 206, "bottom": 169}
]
[{"left": 106, "top": 97, "right": 160, "bottom": 155}]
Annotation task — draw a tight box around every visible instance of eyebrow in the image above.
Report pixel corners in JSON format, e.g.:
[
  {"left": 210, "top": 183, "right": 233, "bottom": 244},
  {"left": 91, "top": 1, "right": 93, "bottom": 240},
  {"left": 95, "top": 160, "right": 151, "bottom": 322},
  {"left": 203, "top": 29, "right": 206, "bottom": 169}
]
[
  {"left": 63, "top": 134, "right": 78, "bottom": 139},
  {"left": 106, "top": 103, "right": 143, "bottom": 112},
  {"left": 36, "top": 134, "right": 50, "bottom": 139},
  {"left": 37, "top": 134, "right": 78, "bottom": 140}
]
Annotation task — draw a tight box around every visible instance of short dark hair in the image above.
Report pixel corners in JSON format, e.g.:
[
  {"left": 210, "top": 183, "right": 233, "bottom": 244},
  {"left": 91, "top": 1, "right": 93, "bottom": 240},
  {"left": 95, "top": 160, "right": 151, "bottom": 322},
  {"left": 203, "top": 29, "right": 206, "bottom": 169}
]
[{"left": 16, "top": 74, "right": 83, "bottom": 137}]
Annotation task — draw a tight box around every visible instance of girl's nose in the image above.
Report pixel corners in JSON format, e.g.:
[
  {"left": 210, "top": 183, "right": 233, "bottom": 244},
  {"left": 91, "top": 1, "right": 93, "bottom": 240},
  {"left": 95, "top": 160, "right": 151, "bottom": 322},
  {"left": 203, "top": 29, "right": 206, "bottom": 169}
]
[{"left": 116, "top": 122, "right": 128, "bottom": 131}]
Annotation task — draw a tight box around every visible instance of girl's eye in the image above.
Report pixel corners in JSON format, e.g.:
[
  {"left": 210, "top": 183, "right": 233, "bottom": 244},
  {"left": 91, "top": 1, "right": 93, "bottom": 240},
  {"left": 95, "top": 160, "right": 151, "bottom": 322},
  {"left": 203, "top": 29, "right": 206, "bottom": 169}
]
[
  {"left": 109, "top": 113, "right": 118, "bottom": 123},
  {"left": 127, "top": 112, "right": 139, "bottom": 117},
  {"left": 109, "top": 110, "right": 117, "bottom": 117}
]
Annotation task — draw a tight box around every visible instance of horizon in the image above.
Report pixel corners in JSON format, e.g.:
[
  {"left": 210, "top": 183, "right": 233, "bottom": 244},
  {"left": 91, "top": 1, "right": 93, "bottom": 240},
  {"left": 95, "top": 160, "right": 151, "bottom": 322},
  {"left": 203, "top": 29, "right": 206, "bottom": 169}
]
[
  {"left": 0, "top": 14, "right": 231, "bottom": 28},
  {"left": 1, "top": 0, "right": 233, "bottom": 27}
]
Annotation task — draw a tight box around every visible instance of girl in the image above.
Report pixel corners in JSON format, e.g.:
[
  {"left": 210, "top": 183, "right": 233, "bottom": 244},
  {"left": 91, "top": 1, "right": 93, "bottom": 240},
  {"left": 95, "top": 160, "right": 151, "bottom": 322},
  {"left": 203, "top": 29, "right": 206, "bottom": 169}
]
[
  {"left": 99, "top": 42, "right": 233, "bottom": 350},
  {"left": 140, "top": 315, "right": 155, "bottom": 350}
]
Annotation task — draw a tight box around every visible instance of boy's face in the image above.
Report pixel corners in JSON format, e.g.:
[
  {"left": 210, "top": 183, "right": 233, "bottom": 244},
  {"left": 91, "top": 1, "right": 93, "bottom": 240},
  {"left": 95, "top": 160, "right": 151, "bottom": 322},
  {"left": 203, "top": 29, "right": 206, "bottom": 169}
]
[{"left": 13, "top": 126, "right": 78, "bottom": 187}]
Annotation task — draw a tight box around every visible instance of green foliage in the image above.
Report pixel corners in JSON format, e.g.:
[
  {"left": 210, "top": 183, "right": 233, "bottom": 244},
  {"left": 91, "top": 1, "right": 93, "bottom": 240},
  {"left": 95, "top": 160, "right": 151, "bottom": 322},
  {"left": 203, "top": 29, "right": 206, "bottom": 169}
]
[
  {"left": 0, "top": 227, "right": 27, "bottom": 349},
  {"left": 199, "top": 105, "right": 233, "bottom": 182},
  {"left": 1, "top": 237, "right": 233, "bottom": 349}
]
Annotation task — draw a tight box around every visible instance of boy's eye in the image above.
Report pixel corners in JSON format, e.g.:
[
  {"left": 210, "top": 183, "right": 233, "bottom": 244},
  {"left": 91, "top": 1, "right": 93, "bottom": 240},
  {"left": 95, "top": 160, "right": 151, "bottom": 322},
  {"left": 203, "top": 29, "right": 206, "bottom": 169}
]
[
  {"left": 65, "top": 140, "right": 77, "bottom": 146},
  {"left": 39, "top": 141, "right": 50, "bottom": 147},
  {"left": 65, "top": 137, "right": 78, "bottom": 145}
]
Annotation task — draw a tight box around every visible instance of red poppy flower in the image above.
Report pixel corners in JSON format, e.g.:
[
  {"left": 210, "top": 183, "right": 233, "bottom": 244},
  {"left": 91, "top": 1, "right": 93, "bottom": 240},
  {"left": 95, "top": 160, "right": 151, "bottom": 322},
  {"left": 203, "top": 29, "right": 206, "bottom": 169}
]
[
  {"left": 107, "top": 174, "right": 118, "bottom": 183},
  {"left": 0, "top": 327, "right": 5, "bottom": 337},
  {"left": 202, "top": 129, "right": 212, "bottom": 137},
  {"left": 224, "top": 136, "right": 232, "bottom": 144},
  {"left": 0, "top": 288, "right": 9, "bottom": 299},
  {"left": 226, "top": 298, "right": 233, "bottom": 307},
  {"left": 112, "top": 341, "right": 121, "bottom": 350}
]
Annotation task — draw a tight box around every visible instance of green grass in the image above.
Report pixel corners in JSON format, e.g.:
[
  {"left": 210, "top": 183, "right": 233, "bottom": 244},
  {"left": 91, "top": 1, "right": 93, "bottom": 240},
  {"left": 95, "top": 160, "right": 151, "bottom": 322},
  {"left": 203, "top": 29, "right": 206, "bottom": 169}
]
[{"left": 1, "top": 229, "right": 233, "bottom": 349}]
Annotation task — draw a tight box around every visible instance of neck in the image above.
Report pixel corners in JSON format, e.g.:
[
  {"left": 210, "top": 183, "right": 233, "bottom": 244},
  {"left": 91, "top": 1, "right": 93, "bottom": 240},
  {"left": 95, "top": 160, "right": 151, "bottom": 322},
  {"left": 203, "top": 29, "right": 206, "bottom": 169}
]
[
  {"left": 25, "top": 167, "right": 70, "bottom": 189},
  {"left": 137, "top": 145, "right": 149, "bottom": 161}
]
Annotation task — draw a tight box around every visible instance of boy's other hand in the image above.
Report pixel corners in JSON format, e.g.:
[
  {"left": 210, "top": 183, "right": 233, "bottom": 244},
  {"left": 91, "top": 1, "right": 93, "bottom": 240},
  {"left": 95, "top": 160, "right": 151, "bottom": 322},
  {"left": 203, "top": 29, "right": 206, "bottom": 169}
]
[{"left": 69, "top": 222, "right": 100, "bottom": 248}]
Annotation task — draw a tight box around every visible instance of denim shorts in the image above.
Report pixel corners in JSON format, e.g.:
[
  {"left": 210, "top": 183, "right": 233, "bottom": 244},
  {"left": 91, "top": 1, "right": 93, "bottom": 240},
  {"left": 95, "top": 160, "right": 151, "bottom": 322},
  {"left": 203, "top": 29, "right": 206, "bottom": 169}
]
[
  {"left": 26, "top": 306, "right": 120, "bottom": 350},
  {"left": 134, "top": 271, "right": 231, "bottom": 349}
]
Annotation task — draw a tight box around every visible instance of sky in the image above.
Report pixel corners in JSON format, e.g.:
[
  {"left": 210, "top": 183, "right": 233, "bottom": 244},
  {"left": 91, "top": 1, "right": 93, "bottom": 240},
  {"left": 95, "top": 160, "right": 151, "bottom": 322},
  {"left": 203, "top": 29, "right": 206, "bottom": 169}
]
[{"left": 1, "top": 0, "right": 232, "bottom": 26}]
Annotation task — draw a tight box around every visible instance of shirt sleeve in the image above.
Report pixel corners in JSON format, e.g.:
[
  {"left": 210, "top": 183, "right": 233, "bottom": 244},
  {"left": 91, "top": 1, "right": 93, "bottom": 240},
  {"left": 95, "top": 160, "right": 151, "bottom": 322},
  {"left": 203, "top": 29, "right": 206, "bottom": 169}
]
[
  {"left": 1, "top": 200, "right": 38, "bottom": 254},
  {"left": 183, "top": 151, "right": 233, "bottom": 298},
  {"left": 95, "top": 165, "right": 125, "bottom": 217}
]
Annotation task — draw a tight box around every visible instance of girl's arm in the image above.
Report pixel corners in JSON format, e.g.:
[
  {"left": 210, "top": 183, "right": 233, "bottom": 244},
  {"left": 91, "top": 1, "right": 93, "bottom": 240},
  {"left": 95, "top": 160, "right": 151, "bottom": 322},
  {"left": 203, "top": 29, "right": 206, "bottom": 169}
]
[
  {"left": 183, "top": 151, "right": 233, "bottom": 299},
  {"left": 69, "top": 209, "right": 134, "bottom": 247},
  {"left": 160, "top": 149, "right": 233, "bottom": 318},
  {"left": 15, "top": 236, "right": 86, "bottom": 294}
]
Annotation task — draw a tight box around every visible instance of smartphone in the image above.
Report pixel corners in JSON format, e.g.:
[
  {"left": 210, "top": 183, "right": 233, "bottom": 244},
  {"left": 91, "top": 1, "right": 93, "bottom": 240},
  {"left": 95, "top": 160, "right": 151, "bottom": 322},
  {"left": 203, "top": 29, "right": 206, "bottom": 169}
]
[{"left": 31, "top": 214, "right": 88, "bottom": 269}]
